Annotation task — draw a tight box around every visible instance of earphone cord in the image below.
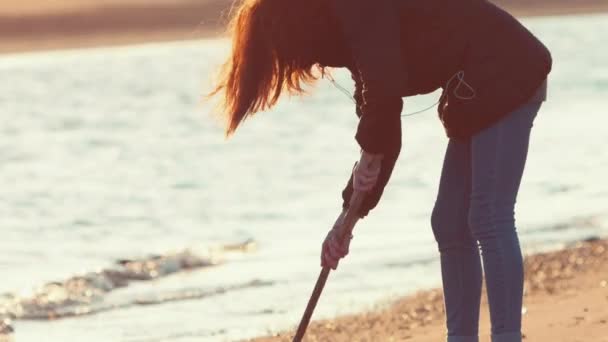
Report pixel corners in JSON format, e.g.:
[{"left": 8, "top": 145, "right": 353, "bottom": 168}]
[{"left": 325, "top": 71, "right": 476, "bottom": 117}]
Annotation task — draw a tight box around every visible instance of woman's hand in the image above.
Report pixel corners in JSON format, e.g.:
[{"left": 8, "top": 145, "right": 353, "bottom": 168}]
[
  {"left": 321, "top": 210, "right": 351, "bottom": 270},
  {"left": 322, "top": 150, "right": 383, "bottom": 270},
  {"left": 352, "top": 150, "right": 382, "bottom": 193}
]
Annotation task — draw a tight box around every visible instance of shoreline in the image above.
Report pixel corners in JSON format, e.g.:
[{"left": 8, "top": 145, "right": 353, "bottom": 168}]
[
  {"left": 249, "top": 237, "right": 608, "bottom": 341},
  {"left": 0, "top": 0, "right": 228, "bottom": 55},
  {"left": 1, "top": 1, "right": 608, "bottom": 55}
]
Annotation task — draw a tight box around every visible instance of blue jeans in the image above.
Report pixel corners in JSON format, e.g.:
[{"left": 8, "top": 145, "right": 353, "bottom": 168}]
[{"left": 431, "top": 101, "right": 542, "bottom": 342}]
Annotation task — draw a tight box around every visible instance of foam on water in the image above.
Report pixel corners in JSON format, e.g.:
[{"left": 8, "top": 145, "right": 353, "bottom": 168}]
[
  {"left": 1, "top": 14, "right": 608, "bottom": 342},
  {"left": 0, "top": 241, "right": 261, "bottom": 326}
]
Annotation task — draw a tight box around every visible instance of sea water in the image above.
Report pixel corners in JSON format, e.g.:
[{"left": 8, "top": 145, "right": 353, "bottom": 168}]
[{"left": 1, "top": 14, "right": 607, "bottom": 342}]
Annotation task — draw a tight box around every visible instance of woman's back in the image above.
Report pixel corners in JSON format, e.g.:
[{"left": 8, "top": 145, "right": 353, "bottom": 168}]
[{"left": 331, "top": 0, "right": 552, "bottom": 137}]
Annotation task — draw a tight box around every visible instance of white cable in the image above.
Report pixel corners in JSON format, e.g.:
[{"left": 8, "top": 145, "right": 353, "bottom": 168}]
[{"left": 325, "top": 70, "right": 476, "bottom": 117}]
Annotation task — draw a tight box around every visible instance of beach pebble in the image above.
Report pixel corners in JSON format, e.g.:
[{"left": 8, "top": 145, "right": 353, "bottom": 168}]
[{"left": 584, "top": 236, "right": 600, "bottom": 243}]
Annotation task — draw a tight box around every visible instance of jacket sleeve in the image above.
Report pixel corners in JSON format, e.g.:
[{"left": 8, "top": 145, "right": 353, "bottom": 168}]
[
  {"left": 332, "top": 0, "right": 405, "bottom": 216},
  {"left": 331, "top": 0, "right": 405, "bottom": 154}
]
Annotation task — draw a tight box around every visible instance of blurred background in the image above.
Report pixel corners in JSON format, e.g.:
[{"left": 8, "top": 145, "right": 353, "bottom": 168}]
[
  {"left": 1, "top": 1, "right": 608, "bottom": 341},
  {"left": 2, "top": 0, "right": 608, "bottom": 54}
]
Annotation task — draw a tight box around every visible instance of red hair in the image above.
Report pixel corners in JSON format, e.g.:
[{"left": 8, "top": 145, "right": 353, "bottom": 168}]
[{"left": 209, "top": 0, "right": 331, "bottom": 136}]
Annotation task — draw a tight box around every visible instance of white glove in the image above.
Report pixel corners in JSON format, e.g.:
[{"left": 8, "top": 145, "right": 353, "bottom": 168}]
[{"left": 321, "top": 210, "right": 352, "bottom": 270}]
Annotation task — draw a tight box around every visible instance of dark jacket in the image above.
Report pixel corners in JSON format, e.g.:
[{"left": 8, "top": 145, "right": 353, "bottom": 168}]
[{"left": 320, "top": 0, "right": 553, "bottom": 216}]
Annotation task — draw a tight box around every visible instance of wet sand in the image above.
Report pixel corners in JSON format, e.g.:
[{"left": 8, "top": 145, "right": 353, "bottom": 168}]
[
  {"left": 250, "top": 238, "right": 608, "bottom": 342},
  {"left": 1, "top": 0, "right": 608, "bottom": 54}
]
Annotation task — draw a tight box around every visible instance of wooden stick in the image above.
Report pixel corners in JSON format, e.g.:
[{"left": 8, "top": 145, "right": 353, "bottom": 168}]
[{"left": 292, "top": 155, "right": 381, "bottom": 342}]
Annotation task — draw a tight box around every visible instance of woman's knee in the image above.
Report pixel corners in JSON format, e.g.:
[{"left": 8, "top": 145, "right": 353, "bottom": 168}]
[
  {"left": 467, "top": 201, "right": 516, "bottom": 241},
  {"left": 430, "top": 203, "right": 449, "bottom": 242},
  {"left": 431, "top": 202, "right": 473, "bottom": 250}
]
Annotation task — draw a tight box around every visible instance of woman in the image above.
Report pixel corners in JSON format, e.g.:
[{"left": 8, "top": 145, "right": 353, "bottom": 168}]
[{"left": 210, "top": 0, "right": 552, "bottom": 341}]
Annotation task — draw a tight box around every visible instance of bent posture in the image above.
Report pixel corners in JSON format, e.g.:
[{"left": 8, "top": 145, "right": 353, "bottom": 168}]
[{"left": 210, "top": 0, "right": 552, "bottom": 341}]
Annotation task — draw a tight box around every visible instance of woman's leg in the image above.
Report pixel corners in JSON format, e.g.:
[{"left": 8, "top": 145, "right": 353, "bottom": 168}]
[
  {"left": 468, "top": 102, "right": 542, "bottom": 342},
  {"left": 431, "top": 139, "right": 483, "bottom": 342}
]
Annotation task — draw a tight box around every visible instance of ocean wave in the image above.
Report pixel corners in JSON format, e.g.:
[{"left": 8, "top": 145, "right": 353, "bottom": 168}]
[
  {"left": 0, "top": 240, "right": 264, "bottom": 337},
  {"left": 524, "top": 214, "right": 605, "bottom": 235}
]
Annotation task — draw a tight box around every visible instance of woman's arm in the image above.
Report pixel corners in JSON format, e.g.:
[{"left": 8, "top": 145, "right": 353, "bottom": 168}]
[
  {"left": 332, "top": 0, "right": 405, "bottom": 154},
  {"left": 332, "top": 0, "right": 405, "bottom": 216}
]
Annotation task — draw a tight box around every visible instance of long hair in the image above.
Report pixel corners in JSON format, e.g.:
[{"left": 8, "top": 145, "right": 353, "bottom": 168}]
[{"left": 209, "top": 0, "right": 330, "bottom": 136}]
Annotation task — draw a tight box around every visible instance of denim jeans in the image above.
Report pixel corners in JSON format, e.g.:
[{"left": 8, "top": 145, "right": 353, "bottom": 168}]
[{"left": 431, "top": 101, "right": 542, "bottom": 342}]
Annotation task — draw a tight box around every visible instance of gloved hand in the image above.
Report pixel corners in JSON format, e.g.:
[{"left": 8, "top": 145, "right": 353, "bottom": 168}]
[
  {"left": 342, "top": 147, "right": 400, "bottom": 218},
  {"left": 322, "top": 151, "right": 382, "bottom": 270},
  {"left": 321, "top": 210, "right": 351, "bottom": 270},
  {"left": 351, "top": 150, "right": 382, "bottom": 192}
]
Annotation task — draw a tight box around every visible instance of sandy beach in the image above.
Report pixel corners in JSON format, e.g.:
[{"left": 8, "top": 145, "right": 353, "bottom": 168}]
[
  {"left": 1, "top": 0, "right": 608, "bottom": 54},
  {"left": 1, "top": 1, "right": 607, "bottom": 341},
  {"left": 250, "top": 238, "right": 608, "bottom": 342}
]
